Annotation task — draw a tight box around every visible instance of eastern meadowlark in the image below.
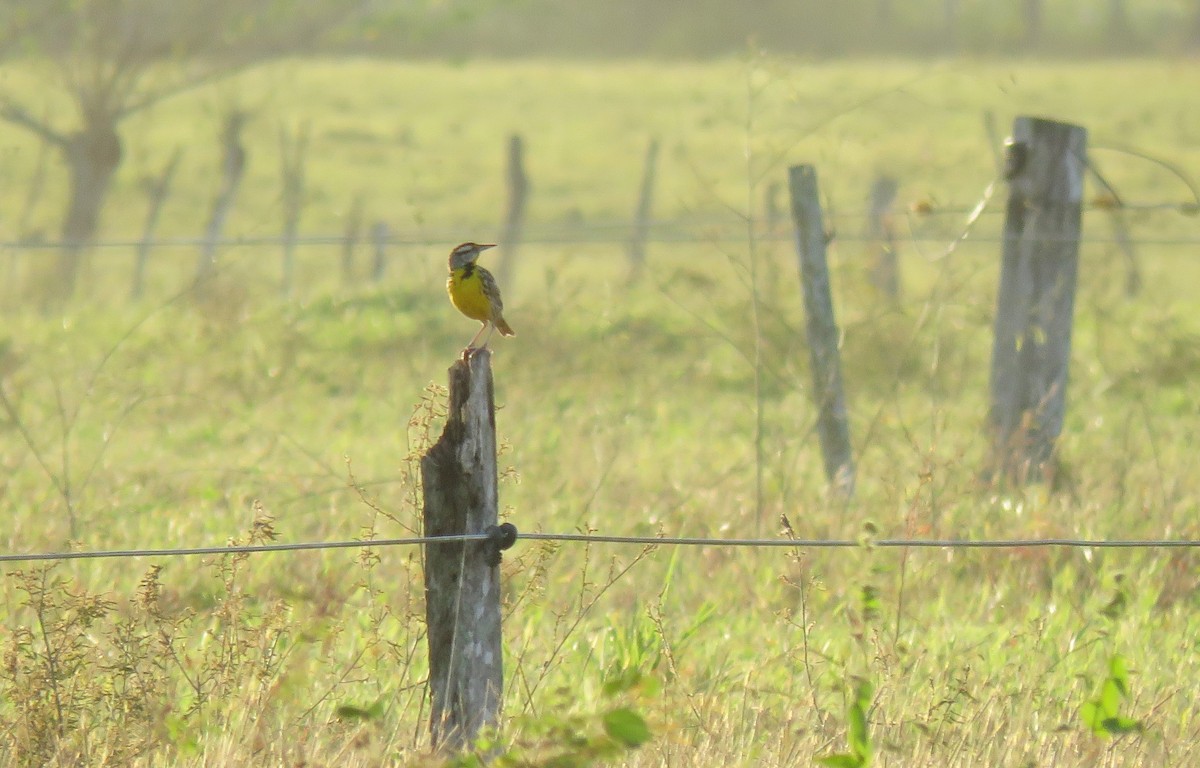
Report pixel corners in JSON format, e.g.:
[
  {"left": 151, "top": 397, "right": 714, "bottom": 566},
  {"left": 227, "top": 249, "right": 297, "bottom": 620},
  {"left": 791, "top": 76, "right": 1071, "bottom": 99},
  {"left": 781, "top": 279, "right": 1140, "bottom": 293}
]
[{"left": 446, "top": 242, "right": 515, "bottom": 350}]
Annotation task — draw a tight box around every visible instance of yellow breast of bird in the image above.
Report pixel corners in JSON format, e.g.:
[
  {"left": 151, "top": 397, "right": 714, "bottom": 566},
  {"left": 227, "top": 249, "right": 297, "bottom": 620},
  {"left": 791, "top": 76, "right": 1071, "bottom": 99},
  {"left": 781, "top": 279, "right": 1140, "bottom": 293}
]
[{"left": 448, "top": 265, "right": 492, "bottom": 322}]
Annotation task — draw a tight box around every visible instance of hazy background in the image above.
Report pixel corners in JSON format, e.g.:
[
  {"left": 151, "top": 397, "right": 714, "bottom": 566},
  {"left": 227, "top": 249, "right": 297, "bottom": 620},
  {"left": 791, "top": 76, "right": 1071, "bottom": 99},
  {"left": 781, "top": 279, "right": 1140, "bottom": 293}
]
[{"left": 370, "top": 0, "right": 1200, "bottom": 58}]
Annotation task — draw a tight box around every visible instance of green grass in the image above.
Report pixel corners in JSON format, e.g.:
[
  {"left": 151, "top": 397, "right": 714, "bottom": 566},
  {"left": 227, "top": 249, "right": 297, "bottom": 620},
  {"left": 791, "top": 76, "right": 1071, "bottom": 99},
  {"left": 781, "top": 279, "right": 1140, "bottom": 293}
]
[{"left": 1, "top": 56, "right": 1200, "bottom": 766}]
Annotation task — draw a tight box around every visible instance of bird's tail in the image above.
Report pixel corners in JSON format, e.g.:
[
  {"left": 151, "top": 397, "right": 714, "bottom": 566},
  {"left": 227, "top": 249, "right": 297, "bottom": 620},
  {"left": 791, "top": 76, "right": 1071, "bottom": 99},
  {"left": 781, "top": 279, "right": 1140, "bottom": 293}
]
[{"left": 495, "top": 316, "right": 515, "bottom": 337}]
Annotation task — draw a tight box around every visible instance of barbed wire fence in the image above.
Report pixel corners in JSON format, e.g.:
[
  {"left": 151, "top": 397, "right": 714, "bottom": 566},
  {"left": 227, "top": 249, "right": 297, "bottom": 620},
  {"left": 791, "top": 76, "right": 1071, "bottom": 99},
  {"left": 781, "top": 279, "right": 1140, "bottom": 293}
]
[
  {"left": 1, "top": 119, "right": 1199, "bottom": 756},
  {"left": 3, "top": 200, "right": 1200, "bottom": 251},
  {"left": 4, "top": 530, "right": 1200, "bottom": 566}
]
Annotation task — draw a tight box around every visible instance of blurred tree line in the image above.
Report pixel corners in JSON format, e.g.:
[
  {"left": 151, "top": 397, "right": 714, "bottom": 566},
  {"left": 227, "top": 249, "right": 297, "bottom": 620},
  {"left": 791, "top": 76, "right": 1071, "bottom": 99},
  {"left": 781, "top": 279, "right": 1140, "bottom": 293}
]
[{"left": 364, "top": 0, "right": 1200, "bottom": 58}]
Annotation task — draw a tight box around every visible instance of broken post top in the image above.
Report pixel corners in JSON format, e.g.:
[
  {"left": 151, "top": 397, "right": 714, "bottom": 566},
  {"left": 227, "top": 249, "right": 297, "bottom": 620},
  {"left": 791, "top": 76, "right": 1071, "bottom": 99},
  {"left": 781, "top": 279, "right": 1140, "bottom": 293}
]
[
  {"left": 1006, "top": 117, "right": 1088, "bottom": 205},
  {"left": 446, "top": 348, "right": 496, "bottom": 439}
]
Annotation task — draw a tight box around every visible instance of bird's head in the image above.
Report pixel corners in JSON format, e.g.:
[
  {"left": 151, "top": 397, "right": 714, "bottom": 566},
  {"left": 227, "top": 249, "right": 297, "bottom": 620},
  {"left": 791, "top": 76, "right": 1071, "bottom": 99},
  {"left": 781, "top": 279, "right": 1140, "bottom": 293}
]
[{"left": 449, "top": 242, "right": 496, "bottom": 270}]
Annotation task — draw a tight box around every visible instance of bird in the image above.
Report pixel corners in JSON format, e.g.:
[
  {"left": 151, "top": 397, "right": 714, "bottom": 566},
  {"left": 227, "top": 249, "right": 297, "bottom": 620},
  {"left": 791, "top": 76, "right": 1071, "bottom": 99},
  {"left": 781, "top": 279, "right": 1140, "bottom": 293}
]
[{"left": 446, "top": 242, "right": 515, "bottom": 351}]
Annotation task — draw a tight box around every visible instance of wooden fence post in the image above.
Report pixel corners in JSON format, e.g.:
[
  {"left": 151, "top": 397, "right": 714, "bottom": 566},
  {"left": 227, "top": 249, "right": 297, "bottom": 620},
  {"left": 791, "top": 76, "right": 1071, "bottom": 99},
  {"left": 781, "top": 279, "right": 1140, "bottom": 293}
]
[
  {"left": 788, "top": 164, "right": 855, "bottom": 496},
  {"left": 370, "top": 221, "right": 390, "bottom": 282},
  {"left": 195, "top": 111, "right": 247, "bottom": 289},
  {"left": 626, "top": 137, "right": 659, "bottom": 280},
  {"left": 495, "top": 133, "right": 528, "bottom": 292},
  {"left": 131, "top": 148, "right": 182, "bottom": 301},
  {"left": 421, "top": 349, "right": 506, "bottom": 751},
  {"left": 279, "top": 122, "right": 309, "bottom": 299},
  {"left": 866, "top": 175, "right": 900, "bottom": 299},
  {"left": 987, "top": 116, "right": 1087, "bottom": 485},
  {"left": 341, "top": 194, "right": 364, "bottom": 286}
]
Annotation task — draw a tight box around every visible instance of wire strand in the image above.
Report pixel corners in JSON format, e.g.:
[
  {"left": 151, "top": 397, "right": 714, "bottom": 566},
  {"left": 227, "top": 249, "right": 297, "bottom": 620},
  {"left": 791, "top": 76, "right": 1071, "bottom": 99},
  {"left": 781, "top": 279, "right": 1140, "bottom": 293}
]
[
  {"left": 1, "top": 200, "right": 1198, "bottom": 252},
  {"left": 4, "top": 532, "right": 1200, "bottom": 565}
]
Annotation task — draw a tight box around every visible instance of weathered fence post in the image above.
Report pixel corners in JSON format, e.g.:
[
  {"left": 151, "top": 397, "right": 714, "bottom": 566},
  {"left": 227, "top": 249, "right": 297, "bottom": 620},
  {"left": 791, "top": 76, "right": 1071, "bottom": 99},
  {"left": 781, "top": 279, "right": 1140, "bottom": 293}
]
[
  {"left": 866, "top": 175, "right": 900, "bottom": 299},
  {"left": 421, "top": 349, "right": 506, "bottom": 751},
  {"left": 132, "top": 148, "right": 182, "bottom": 301},
  {"left": 369, "top": 221, "right": 390, "bottom": 282},
  {"left": 341, "top": 194, "right": 364, "bottom": 286},
  {"left": 495, "top": 133, "right": 528, "bottom": 292},
  {"left": 788, "top": 164, "right": 855, "bottom": 496},
  {"left": 626, "top": 137, "right": 659, "bottom": 280},
  {"left": 279, "top": 122, "right": 309, "bottom": 299},
  {"left": 195, "top": 111, "right": 247, "bottom": 289},
  {"left": 987, "top": 116, "right": 1087, "bottom": 485}
]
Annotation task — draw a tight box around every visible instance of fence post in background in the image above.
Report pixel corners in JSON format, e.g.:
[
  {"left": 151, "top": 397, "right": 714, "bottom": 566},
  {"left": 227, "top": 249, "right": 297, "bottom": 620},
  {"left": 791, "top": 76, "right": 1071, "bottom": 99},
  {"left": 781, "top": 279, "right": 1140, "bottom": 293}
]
[
  {"left": 626, "top": 137, "right": 659, "bottom": 280},
  {"left": 131, "top": 148, "right": 182, "bottom": 301},
  {"left": 421, "top": 349, "right": 505, "bottom": 751},
  {"left": 195, "top": 111, "right": 247, "bottom": 289},
  {"left": 987, "top": 116, "right": 1087, "bottom": 485},
  {"left": 788, "top": 164, "right": 855, "bottom": 497},
  {"left": 369, "top": 221, "right": 390, "bottom": 282},
  {"left": 279, "top": 122, "right": 309, "bottom": 299},
  {"left": 495, "top": 133, "right": 528, "bottom": 292},
  {"left": 341, "top": 194, "right": 364, "bottom": 286},
  {"left": 866, "top": 175, "right": 900, "bottom": 300}
]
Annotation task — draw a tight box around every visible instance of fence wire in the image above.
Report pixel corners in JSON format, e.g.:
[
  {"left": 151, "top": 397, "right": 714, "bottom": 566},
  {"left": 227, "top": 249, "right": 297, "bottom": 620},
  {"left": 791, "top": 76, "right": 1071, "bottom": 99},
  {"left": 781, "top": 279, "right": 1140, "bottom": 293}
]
[
  {"left": 4, "top": 531, "right": 1200, "bottom": 565},
  {"left": 1, "top": 197, "right": 1198, "bottom": 253}
]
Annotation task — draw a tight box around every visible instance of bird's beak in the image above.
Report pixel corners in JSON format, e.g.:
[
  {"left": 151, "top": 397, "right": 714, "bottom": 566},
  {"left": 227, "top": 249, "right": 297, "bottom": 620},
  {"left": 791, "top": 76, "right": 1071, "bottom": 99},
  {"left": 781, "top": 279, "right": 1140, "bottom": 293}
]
[{"left": 480, "top": 243, "right": 497, "bottom": 251}]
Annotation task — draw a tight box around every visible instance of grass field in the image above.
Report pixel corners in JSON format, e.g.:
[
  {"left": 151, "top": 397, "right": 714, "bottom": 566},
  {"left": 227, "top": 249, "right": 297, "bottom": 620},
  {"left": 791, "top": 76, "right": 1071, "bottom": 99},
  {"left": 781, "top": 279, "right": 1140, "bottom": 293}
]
[{"left": 2, "top": 56, "right": 1200, "bottom": 766}]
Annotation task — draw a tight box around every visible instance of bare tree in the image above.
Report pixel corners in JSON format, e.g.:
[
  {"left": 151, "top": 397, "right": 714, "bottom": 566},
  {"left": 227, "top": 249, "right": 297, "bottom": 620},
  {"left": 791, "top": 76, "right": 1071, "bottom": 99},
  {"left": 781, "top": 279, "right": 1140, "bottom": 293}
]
[{"left": 0, "top": 0, "right": 355, "bottom": 298}]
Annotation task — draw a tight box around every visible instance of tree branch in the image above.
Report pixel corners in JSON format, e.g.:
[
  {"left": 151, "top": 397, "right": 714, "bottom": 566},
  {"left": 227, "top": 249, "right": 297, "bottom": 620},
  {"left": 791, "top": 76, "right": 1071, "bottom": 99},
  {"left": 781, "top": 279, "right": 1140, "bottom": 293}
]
[{"left": 0, "top": 99, "right": 70, "bottom": 148}]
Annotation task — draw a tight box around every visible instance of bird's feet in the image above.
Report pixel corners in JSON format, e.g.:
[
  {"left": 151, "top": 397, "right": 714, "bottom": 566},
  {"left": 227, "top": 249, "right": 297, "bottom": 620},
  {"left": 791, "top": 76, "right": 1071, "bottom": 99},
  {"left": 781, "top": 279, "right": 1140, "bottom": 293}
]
[{"left": 460, "top": 344, "right": 490, "bottom": 361}]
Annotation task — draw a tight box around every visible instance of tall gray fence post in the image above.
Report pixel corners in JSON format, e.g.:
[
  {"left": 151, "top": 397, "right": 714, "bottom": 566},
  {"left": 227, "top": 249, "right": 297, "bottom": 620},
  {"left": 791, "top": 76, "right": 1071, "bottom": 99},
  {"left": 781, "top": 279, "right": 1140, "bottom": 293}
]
[
  {"left": 788, "top": 164, "right": 855, "bottom": 496},
  {"left": 421, "top": 349, "right": 505, "bottom": 751},
  {"left": 866, "top": 175, "right": 900, "bottom": 299},
  {"left": 626, "top": 137, "right": 659, "bottom": 280},
  {"left": 195, "top": 111, "right": 247, "bottom": 288},
  {"left": 132, "top": 147, "right": 182, "bottom": 301},
  {"left": 341, "top": 194, "right": 364, "bottom": 286},
  {"left": 987, "top": 116, "right": 1087, "bottom": 485},
  {"left": 369, "top": 221, "right": 390, "bottom": 283},
  {"left": 279, "top": 122, "right": 309, "bottom": 299},
  {"left": 495, "top": 134, "right": 528, "bottom": 292}
]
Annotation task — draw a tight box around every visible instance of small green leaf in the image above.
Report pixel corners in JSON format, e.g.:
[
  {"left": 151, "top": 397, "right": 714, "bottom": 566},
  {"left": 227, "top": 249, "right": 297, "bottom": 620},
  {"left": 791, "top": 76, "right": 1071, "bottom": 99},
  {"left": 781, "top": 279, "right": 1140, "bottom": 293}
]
[
  {"left": 819, "top": 679, "right": 873, "bottom": 766},
  {"left": 848, "top": 680, "right": 873, "bottom": 758},
  {"left": 848, "top": 703, "right": 870, "bottom": 756},
  {"left": 853, "top": 680, "right": 875, "bottom": 709},
  {"left": 1081, "top": 657, "right": 1143, "bottom": 738},
  {"left": 1108, "top": 655, "right": 1130, "bottom": 691},
  {"left": 603, "top": 707, "right": 651, "bottom": 747},
  {"left": 1081, "top": 701, "right": 1105, "bottom": 735},
  {"left": 860, "top": 585, "right": 881, "bottom": 623},
  {"left": 1099, "top": 678, "right": 1123, "bottom": 716}
]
